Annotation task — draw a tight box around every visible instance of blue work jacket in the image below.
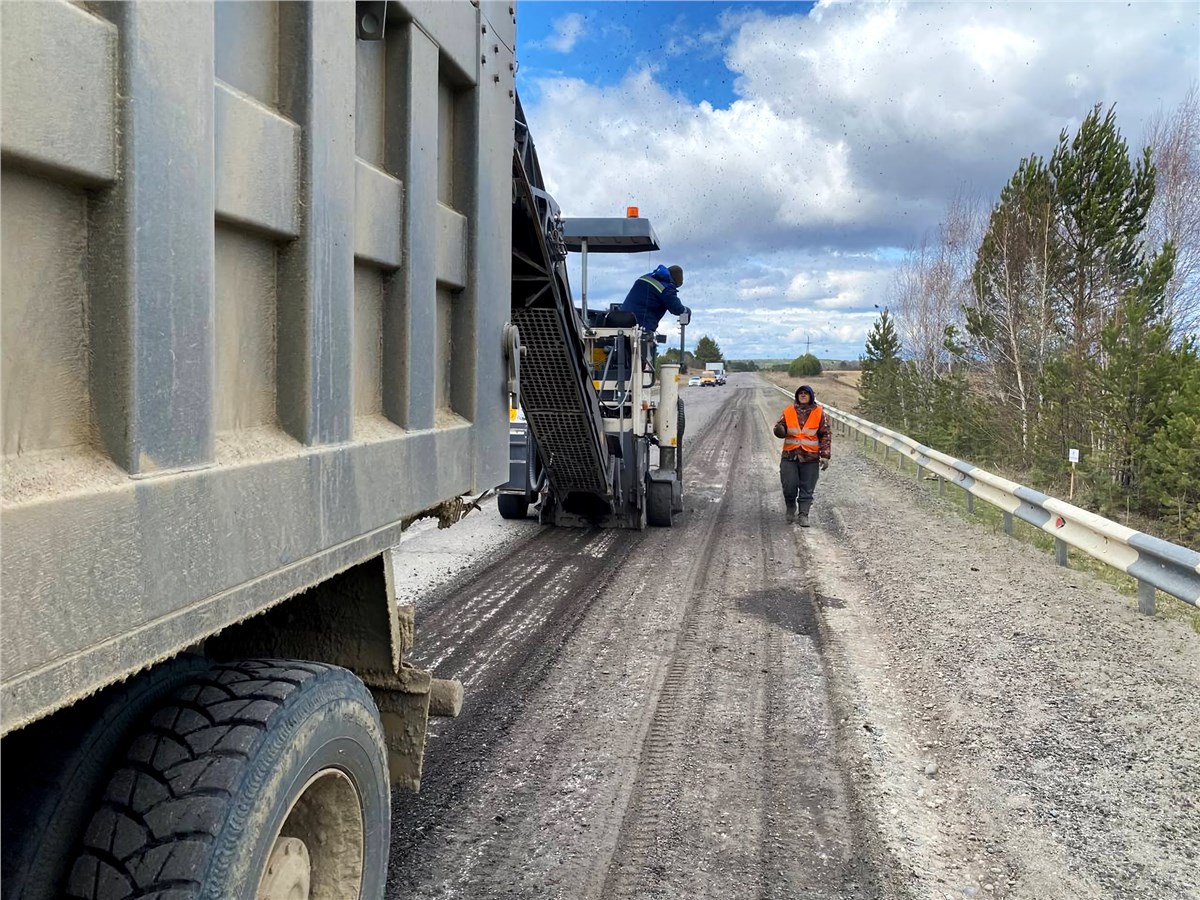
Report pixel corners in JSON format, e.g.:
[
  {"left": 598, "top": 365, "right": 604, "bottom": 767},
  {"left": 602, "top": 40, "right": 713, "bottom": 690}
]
[{"left": 619, "top": 266, "right": 688, "bottom": 331}]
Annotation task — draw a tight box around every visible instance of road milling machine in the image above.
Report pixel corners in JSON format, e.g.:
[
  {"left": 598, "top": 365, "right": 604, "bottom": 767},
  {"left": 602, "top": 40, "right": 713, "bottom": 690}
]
[{"left": 504, "top": 99, "right": 686, "bottom": 528}]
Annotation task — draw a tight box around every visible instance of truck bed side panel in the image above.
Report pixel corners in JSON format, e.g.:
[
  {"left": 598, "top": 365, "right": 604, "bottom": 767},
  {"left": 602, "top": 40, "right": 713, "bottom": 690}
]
[{"left": 0, "top": 0, "right": 515, "bottom": 734}]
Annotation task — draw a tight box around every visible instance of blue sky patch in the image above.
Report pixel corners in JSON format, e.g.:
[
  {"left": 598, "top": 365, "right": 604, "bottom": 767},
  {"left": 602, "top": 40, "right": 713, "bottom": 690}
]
[
  {"left": 518, "top": 2, "right": 814, "bottom": 109},
  {"left": 510, "top": 1, "right": 1198, "bottom": 361}
]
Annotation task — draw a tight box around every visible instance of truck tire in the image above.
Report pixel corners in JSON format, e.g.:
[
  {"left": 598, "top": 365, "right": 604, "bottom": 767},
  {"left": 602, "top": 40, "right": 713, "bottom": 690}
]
[
  {"left": 497, "top": 493, "right": 530, "bottom": 519},
  {"left": 3, "top": 655, "right": 211, "bottom": 900},
  {"left": 66, "top": 660, "right": 390, "bottom": 900},
  {"left": 647, "top": 479, "right": 674, "bottom": 527}
]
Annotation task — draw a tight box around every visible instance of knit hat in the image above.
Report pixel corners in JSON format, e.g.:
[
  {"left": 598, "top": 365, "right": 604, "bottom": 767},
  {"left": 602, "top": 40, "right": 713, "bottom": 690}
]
[
  {"left": 795, "top": 384, "right": 815, "bottom": 404},
  {"left": 668, "top": 265, "right": 684, "bottom": 287}
]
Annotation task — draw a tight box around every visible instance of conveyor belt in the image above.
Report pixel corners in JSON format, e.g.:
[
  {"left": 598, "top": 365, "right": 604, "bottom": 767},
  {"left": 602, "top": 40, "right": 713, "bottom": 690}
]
[
  {"left": 511, "top": 98, "right": 612, "bottom": 505},
  {"left": 511, "top": 308, "right": 610, "bottom": 496}
]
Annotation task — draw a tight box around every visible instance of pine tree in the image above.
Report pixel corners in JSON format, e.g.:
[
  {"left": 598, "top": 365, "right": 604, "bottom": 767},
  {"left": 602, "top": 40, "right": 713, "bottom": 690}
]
[
  {"left": 693, "top": 336, "right": 723, "bottom": 364},
  {"left": 1142, "top": 337, "right": 1200, "bottom": 544},
  {"left": 1048, "top": 104, "right": 1157, "bottom": 457},
  {"left": 1092, "top": 244, "right": 1177, "bottom": 507},
  {"left": 861, "top": 310, "right": 902, "bottom": 423}
]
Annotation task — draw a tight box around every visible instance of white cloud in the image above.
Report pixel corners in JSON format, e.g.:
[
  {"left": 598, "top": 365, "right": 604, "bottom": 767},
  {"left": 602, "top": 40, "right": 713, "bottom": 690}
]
[
  {"left": 543, "top": 13, "right": 587, "bottom": 53},
  {"left": 522, "top": 1, "right": 1199, "bottom": 359}
]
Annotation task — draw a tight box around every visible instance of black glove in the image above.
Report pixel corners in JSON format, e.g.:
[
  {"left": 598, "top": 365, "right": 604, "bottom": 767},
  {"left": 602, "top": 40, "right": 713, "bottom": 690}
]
[{"left": 820, "top": 458, "right": 830, "bottom": 471}]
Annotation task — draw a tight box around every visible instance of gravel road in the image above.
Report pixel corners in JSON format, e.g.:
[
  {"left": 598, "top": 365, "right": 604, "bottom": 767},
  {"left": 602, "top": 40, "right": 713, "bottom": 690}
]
[{"left": 385, "top": 374, "right": 1199, "bottom": 900}]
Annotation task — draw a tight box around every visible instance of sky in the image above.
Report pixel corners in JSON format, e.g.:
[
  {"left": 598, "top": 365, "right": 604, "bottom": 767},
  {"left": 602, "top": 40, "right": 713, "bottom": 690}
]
[{"left": 514, "top": 0, "right": 1200, "bottom": 361}]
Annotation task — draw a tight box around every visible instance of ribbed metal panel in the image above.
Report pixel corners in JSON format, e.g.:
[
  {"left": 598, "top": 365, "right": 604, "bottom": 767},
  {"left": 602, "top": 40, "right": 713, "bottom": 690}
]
[
  {"left": 512, "top": 308, "right": 610, "bottom": 496},
  {"left": 0, "top": 0, "right": 515, "bottom": 733}
]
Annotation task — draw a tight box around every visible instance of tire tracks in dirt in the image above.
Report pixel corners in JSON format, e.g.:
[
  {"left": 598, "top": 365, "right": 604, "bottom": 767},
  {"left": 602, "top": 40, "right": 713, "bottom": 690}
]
[
  {"left": 387, "top": 388, "right": 745, "bottom": 896},
  {"left": 595, "top": 401, "right": 748, "bottom": 900},
  {"left": 387, "top": 380, "right": 898, "bottom": 899},
  {"left": 596, "top": 385, "right": 896, "bottom": 900}
]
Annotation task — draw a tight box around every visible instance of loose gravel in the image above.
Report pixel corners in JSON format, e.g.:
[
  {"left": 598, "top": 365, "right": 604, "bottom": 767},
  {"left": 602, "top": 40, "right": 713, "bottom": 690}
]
[{"left": 803, "top": 412, "right": 1200, "bottom": 900}]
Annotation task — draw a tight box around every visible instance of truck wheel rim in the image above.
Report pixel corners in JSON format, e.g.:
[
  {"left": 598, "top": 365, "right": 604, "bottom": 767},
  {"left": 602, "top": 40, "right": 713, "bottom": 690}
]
[
  {"left": 258, "top": 837, "right": 311, "bottom": 900},
  {"left": 257, "top": 768, "right": 364, "bottom": 899}
]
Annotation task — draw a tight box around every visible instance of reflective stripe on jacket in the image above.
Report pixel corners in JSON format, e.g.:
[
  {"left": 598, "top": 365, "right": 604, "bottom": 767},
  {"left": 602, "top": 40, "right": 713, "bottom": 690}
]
[{"left": 782, "top": 404, "right": 823, "bottom": 454}]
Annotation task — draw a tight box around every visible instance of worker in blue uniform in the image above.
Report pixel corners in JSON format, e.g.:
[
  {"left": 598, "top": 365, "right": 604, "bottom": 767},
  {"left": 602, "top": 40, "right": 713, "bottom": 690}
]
[{"left": 620, "top": 264, "right": 690, "bottom": 332}]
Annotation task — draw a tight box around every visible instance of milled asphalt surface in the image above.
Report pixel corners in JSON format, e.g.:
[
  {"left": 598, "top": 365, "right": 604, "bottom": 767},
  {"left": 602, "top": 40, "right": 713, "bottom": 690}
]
[{"left": 385, "top": 373, "right": 1200, "bottom": 900}]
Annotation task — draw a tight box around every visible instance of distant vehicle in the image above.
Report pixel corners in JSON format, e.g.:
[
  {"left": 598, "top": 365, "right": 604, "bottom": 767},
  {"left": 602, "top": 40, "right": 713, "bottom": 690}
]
[
  {"left": 700, "top": 373, "right": 717, "bottom": 387},
  {"left": 716, "top": 372, "right": 727, "bottom": 385},
  {"left": 688, "top": 376, "right": 702, "bottom": 386},
  {"left": 705, "top": 362, "right": 726, "bottom": 376}
]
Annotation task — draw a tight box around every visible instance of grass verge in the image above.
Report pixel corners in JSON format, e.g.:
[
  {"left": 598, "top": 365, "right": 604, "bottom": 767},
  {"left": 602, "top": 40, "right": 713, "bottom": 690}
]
[{"left": 846, "top": 425, "right": 1200, "bottom": 634}]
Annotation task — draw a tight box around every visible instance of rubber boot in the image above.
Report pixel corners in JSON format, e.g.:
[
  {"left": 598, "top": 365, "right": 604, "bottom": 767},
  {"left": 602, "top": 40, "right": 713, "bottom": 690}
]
[{"left": 785, "top": 500, "right": 795, "bottom": 524}]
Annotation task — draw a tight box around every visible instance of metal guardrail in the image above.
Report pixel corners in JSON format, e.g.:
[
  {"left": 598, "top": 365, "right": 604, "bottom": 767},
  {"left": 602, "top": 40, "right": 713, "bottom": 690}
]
[{"left": 771, "top": 385, "right": 1200, "bottom": 612}]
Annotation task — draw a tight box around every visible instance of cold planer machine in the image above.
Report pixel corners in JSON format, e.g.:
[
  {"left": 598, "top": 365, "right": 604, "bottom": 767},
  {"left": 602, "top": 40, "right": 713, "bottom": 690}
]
[{"left": 506, "top": 99, "right": 685, "bottom": 528}]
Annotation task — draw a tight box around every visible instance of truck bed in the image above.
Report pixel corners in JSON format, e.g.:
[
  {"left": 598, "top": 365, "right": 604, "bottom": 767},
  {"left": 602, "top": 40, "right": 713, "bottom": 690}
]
[{"left": 0, "top": 0, "right": 517, "bottom": 733}]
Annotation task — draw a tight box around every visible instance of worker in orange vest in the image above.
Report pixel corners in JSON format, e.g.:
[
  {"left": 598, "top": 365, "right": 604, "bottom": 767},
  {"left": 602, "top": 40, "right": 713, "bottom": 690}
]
[{"left": 773, "top": 384, "right": 831, "bottom": 526}]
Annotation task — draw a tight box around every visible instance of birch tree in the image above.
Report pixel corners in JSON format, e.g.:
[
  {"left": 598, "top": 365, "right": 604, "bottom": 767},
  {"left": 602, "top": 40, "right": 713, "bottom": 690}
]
[
  {"left": 893, "top": 191, "right": 982, "bottom": 379},
  {"left": 1143, "top": 84, "right": 1200, "bottom": 339},
  {"left": 967, "top": 156, "right": 1059, "bottom": 460}
]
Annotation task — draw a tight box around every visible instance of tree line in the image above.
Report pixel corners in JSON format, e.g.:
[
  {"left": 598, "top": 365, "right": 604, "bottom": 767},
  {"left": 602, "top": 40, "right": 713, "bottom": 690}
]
[{"left": 860, "top": 93, "right": 1199, "bottom": 546}]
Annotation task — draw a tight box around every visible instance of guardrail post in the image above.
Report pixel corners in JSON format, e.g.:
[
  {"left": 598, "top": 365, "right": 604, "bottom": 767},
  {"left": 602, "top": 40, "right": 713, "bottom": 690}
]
[
  {"left": 938, "top": 477, "right": 945, "bottom": 497},
  {"left": 897, "top": 452, "right": 903, "bottom": 472},
  {"left": 966, "top": 490, "right": 974, "bottom": 513},
  {"left": 1003, "top": 511, "right": 1014, "bottom": 535},
  {"left": 915, "top": 463, "right": 922, "bottom": 481},
  {"left": 1137, "top": 581, "right": 1157, "bottom": 616},
  {"left": 1137, "top": 581, "right": 1158, "bottom": 615},
  {"left": 1055, "top": 538, "right": 1068, "bottom": 567}
]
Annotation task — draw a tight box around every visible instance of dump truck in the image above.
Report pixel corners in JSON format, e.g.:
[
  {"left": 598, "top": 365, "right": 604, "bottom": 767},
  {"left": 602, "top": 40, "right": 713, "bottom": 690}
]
[{"left": 1, "top": 2, "right": 516, "bottom": 896}]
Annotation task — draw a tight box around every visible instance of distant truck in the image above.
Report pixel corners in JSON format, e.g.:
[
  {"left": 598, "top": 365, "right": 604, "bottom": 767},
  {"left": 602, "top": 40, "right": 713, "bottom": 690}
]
[
  {"left": 705, "top": 362, "right": 727, "bottom": 384},
  {"left": 2, "top": 2, "right": 515, "bottom": 896}
]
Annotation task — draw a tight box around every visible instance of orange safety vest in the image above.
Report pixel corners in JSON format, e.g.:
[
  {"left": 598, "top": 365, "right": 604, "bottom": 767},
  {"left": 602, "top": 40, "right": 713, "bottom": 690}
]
[{"left": 783, "top": 404, "right": 823, "bottom": 454}]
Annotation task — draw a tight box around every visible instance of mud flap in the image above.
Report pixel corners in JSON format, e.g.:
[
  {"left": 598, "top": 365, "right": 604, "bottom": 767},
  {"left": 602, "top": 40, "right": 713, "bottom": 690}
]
[{"left": 207, "top": 549, "right": 461, "bottom": 790}]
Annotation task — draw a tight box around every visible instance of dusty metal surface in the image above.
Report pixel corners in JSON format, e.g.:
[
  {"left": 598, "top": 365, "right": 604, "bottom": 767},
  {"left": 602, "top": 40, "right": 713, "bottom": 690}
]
[{"left": 0, "top": 0, "right": 515, "bottom": 734}]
